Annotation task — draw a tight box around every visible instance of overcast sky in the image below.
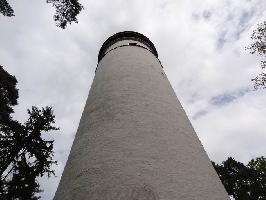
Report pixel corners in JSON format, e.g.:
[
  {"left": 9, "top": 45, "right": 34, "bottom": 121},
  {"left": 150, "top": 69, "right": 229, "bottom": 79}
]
[{"left": 1, "top": 0, "right": 266, "bottom": 199}]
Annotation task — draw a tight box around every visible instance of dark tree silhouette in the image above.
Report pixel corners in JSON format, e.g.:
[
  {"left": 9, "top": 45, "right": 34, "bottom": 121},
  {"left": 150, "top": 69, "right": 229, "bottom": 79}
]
[
  {"left": 0, "top": 0, "right": 14, "bottom": 16},
  {"left": 0, "top": 66, "right": 59, "bottom": 199},
  {"left": 213, "top": 156, "right": 266, "bottom": 200},
  {"left": 47, "top": 0, "right": 83, "bottom": 29},
  {"left": 0, "top": 65, "right": 18, "bottom": 123},
  {"left": 246, "top": 21, "right": 266, "bottom": 89},
  {"left": 0, "top": 0, "right": 83, "bottom": 29},
  {"left": 248, "top": 156, "right": 266, "bottom": 176},
  {"left": 1, "top": 154, "right": 42, "bottom": 200}
]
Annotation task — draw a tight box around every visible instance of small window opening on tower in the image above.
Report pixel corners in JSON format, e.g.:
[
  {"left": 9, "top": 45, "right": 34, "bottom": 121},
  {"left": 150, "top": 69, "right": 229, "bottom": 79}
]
[{"left": 129, "top": 42, "right": 137, "bottom": 46}]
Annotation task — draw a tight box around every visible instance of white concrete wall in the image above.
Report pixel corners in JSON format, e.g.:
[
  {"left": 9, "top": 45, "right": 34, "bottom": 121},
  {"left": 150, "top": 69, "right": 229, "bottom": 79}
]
[{"left": 54, "top": 40, "right": 229, "bottom": 200}]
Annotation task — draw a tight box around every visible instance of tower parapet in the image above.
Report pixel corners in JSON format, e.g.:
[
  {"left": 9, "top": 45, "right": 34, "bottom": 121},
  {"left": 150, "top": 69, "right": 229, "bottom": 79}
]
[{"left": 98, "top": 31, "right": 158, "bottom": 62}]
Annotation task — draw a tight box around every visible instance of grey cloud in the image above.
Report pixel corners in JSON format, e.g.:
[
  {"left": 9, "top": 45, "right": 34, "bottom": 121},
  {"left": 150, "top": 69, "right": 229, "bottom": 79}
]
[
  {"left": 1, "top": 0, "right": 266, "bottom": 199},
  {"left": 191, "top": 10, "right": 212, "bottom": 21},
  {"left": 210, "top": 88, "right": 250, "bottom": 106},
  {"left": 234, "top": 9, "right": 255, "bottom": 39},
  {"left": 192, "top": 110, "right": 208, "bottom": 120},
  {"left": 217, "top": 31, "right": 228, "bottom": 49},
  {"left": 202, "top": 10, "right": 212, "bottom": 20}
]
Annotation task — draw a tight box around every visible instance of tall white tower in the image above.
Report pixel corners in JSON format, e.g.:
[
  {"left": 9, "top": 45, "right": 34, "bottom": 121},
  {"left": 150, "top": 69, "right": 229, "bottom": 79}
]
[{"left": 54, "top": 31, "right": 229, "bottom": 200}]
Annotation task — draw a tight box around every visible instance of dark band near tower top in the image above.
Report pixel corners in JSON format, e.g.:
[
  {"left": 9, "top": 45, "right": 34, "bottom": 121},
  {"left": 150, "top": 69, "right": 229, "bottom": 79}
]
[{"left": 98, "top": 31, "right": 158, "bottom": 62}]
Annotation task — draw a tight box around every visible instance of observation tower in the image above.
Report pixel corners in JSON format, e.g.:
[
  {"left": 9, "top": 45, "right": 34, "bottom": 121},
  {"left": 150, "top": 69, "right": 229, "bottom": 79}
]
[{"left": 54, "top": 31, "right": 229, "bottom": 200}]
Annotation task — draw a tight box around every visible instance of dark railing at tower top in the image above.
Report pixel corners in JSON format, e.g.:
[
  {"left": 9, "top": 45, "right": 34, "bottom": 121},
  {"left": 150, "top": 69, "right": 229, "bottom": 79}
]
[{"left": 98, "top": 31, "right": 158, "bottom": 62}]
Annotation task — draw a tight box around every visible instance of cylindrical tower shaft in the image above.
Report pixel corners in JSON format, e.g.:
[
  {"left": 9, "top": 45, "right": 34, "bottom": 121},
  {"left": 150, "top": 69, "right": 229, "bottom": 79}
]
[{"left": 54, "top": 31, "right": 229, "bottom": 200}]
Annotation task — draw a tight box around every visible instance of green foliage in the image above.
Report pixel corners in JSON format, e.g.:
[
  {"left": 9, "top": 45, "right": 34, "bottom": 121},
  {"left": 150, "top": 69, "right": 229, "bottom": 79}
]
[
  {"left": 0, "top": 66, "right": 59, "bottom": 199},
  {"left": 246, "top": 21, "right": 266, "bottom": 89},
  {"left": 213, "top": 157, "right": 266, "bottom": 200},
  {"left": 0, "top": 0, "right": 83, "bottom": 29},
  {"left": 248, "top": 156, "right": 266, "bottom": 174}
]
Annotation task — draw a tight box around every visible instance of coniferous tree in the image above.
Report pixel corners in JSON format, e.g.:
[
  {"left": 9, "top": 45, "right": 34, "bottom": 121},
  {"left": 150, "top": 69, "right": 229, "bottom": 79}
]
[
  {"left": 0, "top": 66, "right": 59, "bottom": 199},
  {"left": 0, "top": 65, "right": 18, "bottom": 123},
  {"left": 0, "top": 0, "right": 83, "bottom": 28},
  {"left": 1, "top": 154, "right": 42, "bottom": 200}
]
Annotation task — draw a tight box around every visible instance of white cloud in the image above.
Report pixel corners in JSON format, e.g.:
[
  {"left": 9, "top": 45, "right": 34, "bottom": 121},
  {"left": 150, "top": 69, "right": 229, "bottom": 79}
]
[{"left": 1, "top": 0, "right": 266, "bottom": 199}]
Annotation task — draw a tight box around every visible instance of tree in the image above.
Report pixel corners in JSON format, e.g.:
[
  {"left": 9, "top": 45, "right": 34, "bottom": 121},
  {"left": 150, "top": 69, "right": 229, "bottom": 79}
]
[
  {"left": 0, "top": 0, "right": 14, "bottom": 17},
  {"left": 246, "top": 21, "right": 266, "bottom": 89},
  {"left": 0, "top": 65, "right": 18, "bottom": 123},
  {"left": 0, "top": 0, "right": 83, "bottom": 29},
  {"left": 1, "top": 154, "right": 42, "bottom": 200},
  {"left": 213, "top": 156, "right": 266, "bottom": 200},
  {"left": 0, "top": 66, "right": 59, "bottom": 199},
  {"left": 248, "top": 156, "right": 266, "bottom": 176}
]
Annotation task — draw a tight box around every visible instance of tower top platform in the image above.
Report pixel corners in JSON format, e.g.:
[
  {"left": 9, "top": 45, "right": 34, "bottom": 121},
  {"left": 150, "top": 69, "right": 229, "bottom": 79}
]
[{"left": 98, "top": 31, "right": 158, "bottom": 62}]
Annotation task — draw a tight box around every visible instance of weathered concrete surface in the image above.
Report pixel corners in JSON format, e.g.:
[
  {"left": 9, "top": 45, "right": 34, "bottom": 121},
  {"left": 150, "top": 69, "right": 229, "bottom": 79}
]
[{"left": 54, "top": 37, "right": 229, "bottom": 200}]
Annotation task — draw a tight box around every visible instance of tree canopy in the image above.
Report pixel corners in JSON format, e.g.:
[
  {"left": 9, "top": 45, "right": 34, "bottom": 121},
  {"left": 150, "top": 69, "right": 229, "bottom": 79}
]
[
  {"left": 0, "top": 0, "right": 14, "bottom": 17},
  {"left": 247, "top": 21, "right": 266, "bottom": 89},
  {"left": 0, "top": 0, "right": 83, "bottom": 28},
  {"left": 213, "top": 156, "right": 266, "bottom": 200},
  {"left": 0, "top": 65, "right": 18, "bottom": 123},
  {"left": 0, "top": 66, "right": 59, "bottom": 199}
]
